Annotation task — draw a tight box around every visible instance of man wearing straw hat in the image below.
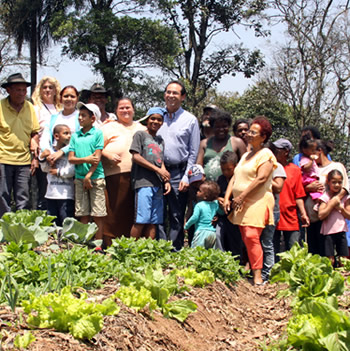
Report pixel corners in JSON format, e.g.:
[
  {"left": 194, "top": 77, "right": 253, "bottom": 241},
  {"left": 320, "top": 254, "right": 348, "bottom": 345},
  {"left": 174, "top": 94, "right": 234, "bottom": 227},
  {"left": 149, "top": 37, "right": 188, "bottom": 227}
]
[{"left": 0, "top": 73, "right": 40, "bottom": 216}]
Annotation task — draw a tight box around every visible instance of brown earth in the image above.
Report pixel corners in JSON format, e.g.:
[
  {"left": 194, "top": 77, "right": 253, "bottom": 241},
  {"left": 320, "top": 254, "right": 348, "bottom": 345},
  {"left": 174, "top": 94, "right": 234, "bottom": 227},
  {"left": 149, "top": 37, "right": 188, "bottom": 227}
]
[{"left": 0, "top": 279, "right": 292, "bottom": 351}]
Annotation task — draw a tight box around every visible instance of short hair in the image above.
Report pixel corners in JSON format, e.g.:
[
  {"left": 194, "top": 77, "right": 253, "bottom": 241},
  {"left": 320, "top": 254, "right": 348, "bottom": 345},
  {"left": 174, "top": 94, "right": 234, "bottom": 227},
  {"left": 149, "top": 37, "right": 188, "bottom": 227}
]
[
  {"left": 316, "top": 139, "right": 334, "bottom": 155},
  {"left": 299, "top": 134, "right": 317, "bottom": 153},
  {"left": 201, "top": 181, "right": 221, "bottom": 202},
  {"left": 165, "top": 80, "right": 186, "bottom": 95},
  {"left": 32, "top": 76, "right": 62, "bottom": 110},
  {"left": 220, "top": 151, "right": 238, "bottom": 166},
  {"left": 327, "top": 169, "right": 343, "bottom": 182},
  {"left": 53, "top": 124, "right": 69, "bottom": 135},
  {"left": 209, "top": 109, "right": 232, "bottom": 128},
  {"left": 232, "top": 119, "right": 249, "bottom": 134},
  {"left": 301, "top": 126, "right": 321, "bottom": 140},
  {"left": 251, "top": 115, "right": 272, "bottom": 142},
  {"left": 60, "top": 85, "right": 79, "bottom": 99},
  {"left": 116, "top": 97, "right": 135, "bottom": 109}
]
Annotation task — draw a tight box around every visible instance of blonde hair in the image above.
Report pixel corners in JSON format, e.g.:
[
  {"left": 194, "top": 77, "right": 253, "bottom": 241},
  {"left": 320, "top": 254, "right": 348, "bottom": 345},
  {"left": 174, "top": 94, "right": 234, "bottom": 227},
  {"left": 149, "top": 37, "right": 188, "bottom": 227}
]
[{"left": 31, "top": 76, "right": 62, "bottom": 110}]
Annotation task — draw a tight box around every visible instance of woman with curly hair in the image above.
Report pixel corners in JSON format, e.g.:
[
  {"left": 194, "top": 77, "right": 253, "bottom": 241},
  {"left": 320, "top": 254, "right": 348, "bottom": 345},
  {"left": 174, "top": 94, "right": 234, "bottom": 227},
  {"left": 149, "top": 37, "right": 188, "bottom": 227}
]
[
  {"left": 31, "top": 76, "right": 62, "bottom": 210},
  {"left": 224, "top": 116, "right": 277, "bottom": 285}
]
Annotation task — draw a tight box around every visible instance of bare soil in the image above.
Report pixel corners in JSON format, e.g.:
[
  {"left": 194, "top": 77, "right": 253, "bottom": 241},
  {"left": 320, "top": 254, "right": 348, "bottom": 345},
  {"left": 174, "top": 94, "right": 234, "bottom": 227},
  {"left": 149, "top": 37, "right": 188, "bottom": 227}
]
[{"left": 0, "top": 279, "right": 292, "bottom": 351}]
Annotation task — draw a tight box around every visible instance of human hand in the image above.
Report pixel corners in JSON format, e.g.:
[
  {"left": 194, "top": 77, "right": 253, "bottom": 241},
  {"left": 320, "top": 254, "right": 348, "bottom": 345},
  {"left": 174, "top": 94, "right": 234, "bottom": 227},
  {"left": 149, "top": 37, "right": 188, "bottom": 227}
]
[
  {"left": 218, "top": 197, "right": 224, "bottom": 207},
  {"left": 83, "top": 177, "right": 93, "bottom": 190},
  {"left": 164, "top": 182, "right": 171, "bottom": 195},
  {"left": 49, "top": 167, "right": 58, "bottom": 176},
  {"left": 30, "top": 138, "right": 39, "bottom": 158},
  {"left": 233, "top": 195, "right": 244, "bottom": 211},
  {"left": 211, "top": 215, "right": 218, "bottom": 226},
  {"left": 30, "top": 158, "right": 39, "bottom": 175},
  {"left": 47, "top": 150, "right": 64, "bottom": 166},
  {"left": 179, "top": 181, "right": 189, "bottom": 192},
  {"left": 223, "top": 198, "right": 231, "bottom": 214},
  {"left": 87, "top": 152, "right": 99, "bottom": 166},
  {"left": 40, "top": 149, "right": 51, "bottom": 159},
  {"left": 158, "top": 168, "right": 170, "bottom": 182},
  {"left": 301, "top": 213, "right": 310, "bottom": 227},
  {"left": 109, "top": 153, "right": 121, "bottom": 164},
  {"left": 305, "top": 181, "right": 325, "bottom": 193}
]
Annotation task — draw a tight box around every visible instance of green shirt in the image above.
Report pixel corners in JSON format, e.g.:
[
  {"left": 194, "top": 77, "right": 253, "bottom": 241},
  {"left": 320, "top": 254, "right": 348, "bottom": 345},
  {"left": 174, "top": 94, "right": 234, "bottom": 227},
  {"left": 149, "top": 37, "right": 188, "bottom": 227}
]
[{"left": 68, "top": 126, "right": 105, "bottom": 179}]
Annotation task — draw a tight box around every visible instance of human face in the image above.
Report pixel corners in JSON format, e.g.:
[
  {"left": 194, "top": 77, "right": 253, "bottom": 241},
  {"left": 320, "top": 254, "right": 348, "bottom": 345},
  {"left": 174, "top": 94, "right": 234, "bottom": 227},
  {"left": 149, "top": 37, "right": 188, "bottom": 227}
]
[
  {"left": 246, "top": 123, "right": 265, "bottom": 149},
  {"left": 147, "top": 114, "right": 163, "bottom": 135},
  {"left": 61, "top": 88, "right": 78, "bottom": 112},
  {"left": 196, "top": 184, "right": 207, "bottom": 201},
  {"left": 275, "top": 148, "right": 289, "bottom": 166},
  {"left": 164, "top": 83, "right": 185, "bottom": 113},
  {"left": 328, "top": 174, "right": 343, "bottom": 195},
  {"left": 41, "top": 80, "right": 56, "bottom": 104},
  {"left": 6, "top": 83, "right": 27, "bottom": 106},
  {"left": 88, "top": 92, "right": 107, "bottom": 110},
  {"left": 55, "top": 127, "right": 71, "bottom": 146},
  {"left": 235, "top": 123, "right": 249, "bottom": 140},
  {"left": 213, "top": 119, "right": 230, "bottom": 140},
  {"left": 302, "top": 143, "right": 317, "bottom": 158},
  {"left": 116, "top": 99, "right": 134, "bottom": 125},
  {"left": 220, "top": 162, "right": 235, "bottom": 181},
  {"left": 78, "top": 109, "right": 94, "bottom": 130}
]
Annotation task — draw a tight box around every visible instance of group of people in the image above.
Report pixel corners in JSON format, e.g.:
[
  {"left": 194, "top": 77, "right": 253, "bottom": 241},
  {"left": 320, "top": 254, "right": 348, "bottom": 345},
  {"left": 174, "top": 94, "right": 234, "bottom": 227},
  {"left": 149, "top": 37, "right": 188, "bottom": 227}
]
[{"left": 1, "top": 72, "right": 349, "bottom": 286}]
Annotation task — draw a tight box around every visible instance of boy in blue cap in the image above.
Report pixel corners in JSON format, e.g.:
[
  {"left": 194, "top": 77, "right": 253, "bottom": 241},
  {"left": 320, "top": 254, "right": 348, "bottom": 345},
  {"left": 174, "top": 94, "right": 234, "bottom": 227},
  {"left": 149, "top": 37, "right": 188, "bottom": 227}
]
[{"left": 129, "top": 107, "right": 171, "bottom": 239}]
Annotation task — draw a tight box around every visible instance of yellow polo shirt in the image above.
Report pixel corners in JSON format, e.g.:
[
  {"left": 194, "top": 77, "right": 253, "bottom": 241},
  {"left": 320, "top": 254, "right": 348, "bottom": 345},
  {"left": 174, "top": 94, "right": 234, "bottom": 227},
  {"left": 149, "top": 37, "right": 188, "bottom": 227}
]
[{"left": 0, "top": 98, "right": 40, "bottom": 165}]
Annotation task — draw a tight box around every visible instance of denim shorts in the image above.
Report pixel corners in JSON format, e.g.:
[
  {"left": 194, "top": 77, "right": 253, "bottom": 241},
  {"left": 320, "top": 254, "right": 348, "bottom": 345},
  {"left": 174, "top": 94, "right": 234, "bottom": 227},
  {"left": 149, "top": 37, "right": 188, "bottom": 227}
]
[{"left": 134, "top": 186, "right": 163, "bottom": 224}]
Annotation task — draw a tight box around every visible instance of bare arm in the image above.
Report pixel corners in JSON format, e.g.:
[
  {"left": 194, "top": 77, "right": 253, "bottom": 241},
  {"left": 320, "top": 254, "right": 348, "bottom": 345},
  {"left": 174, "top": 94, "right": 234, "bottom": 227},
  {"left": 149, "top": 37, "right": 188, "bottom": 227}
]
[
  {"left": 196, "top": 139, "right": 207, "bottom": 166},
  {"left": 68, "top": 151, "right": 99, "bottom": 165},
  {"left": 272, "top": 177, "right": 285, "bottom": 194},
  {"left": 301, "top": 158, "right": 313, "bottom": 172},
  {"left": 318, "top": 197, "right": 340, "bottom": 221},
  {"left": 233, "top": 160, "right": 274, "bottom": 210},
  {"left": 132, "top": 153, "right": 170, "bottom": 182},
  {"left": 338, "top": 199, "right": 350, "bottom": 220},
  {"left": 296, "top": 198, "right": 310, "bottom": 227},
  {"left": 223, "top": 175, "right": 235, "bottom": 214},
  {"left": 231, "top": 136, "right": 247, "bottom": 160},
  {"left": 102, "top": 149, "right": 121, "bottom": 164}
]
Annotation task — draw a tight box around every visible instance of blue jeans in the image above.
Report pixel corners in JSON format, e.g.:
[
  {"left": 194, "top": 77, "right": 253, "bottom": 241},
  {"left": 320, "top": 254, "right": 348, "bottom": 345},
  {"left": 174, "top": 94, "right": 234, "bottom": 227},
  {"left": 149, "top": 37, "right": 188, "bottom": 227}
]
[
  {"left": 158, "top": 166, "right": 188, "bottom": 250},
  {"left": 0, "top": 164, "right": 31, "bottom": 217},
  {"left": 274, "top": 230, "right": 300, "bottom": 262}
]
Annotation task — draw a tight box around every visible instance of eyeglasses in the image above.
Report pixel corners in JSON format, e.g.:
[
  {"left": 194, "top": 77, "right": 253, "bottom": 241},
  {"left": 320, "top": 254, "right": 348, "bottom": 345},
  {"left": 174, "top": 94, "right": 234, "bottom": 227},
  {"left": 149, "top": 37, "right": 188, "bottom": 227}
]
[{"left": 247, "top": 130, "right": 260, "bottom": 136}]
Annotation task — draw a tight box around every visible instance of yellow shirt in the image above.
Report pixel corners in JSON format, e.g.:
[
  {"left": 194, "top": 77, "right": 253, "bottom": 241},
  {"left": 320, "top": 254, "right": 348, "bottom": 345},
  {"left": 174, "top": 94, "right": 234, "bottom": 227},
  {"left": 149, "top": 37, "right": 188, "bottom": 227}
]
[
  {"left": 0, "top": 98, "right": 40, "bottom": 165},
  {"left": 230, "top": 148, "right": 277, "bottom": 228},
  {"left": 101, "top": 120, "right": 146, "bottom": 177}
]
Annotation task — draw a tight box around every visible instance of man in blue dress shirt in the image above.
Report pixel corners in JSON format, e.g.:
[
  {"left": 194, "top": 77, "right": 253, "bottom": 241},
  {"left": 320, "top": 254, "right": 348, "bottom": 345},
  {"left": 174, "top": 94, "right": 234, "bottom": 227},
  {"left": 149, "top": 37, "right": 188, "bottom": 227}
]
[{"left": 157, "top": 81, "right": 200, "bottom": 250}]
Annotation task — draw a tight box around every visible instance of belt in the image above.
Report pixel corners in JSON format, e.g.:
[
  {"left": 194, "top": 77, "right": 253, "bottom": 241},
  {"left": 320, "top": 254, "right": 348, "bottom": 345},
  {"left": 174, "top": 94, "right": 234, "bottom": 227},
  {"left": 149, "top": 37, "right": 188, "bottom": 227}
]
[{"left": 165, "top": 161, "right": 187, "bottom": 171}]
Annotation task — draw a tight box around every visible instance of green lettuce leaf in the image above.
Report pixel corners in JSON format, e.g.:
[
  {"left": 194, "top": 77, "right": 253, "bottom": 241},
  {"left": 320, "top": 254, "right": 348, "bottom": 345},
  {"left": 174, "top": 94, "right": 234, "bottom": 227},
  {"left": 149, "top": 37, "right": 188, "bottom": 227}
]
[{"left": 61, "top": 218, "right": 97, "bottom": 244}]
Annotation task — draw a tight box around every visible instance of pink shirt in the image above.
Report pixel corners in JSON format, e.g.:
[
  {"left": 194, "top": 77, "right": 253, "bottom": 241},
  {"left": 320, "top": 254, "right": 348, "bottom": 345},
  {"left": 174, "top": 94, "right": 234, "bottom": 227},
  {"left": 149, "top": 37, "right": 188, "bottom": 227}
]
[{"left": 320, "top": 192, "right": 349, "bottom": 235}]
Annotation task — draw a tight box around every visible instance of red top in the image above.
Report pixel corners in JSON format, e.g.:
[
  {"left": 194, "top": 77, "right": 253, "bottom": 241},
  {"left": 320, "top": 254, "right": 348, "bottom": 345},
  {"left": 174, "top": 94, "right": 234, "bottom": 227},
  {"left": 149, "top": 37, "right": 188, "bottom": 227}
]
[{"left": 277, "top": 163, "right": 306, "bottom": 231}]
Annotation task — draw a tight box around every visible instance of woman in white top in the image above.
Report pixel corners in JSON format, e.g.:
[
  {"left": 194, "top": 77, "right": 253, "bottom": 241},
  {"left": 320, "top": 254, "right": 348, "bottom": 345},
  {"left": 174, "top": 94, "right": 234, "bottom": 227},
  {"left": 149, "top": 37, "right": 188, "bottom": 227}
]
[
  {"left": 32, "top": 76, "right": 62, "bottom": 210},
  {"left": 40, "top": 85, "right": 80, "bottom": 165}
]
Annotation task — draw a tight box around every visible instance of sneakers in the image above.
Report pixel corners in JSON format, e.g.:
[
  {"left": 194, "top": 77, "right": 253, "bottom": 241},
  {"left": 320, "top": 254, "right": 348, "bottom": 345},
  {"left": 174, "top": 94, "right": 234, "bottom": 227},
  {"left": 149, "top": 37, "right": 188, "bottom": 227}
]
[{"left": 94, "top": 246, "right": 105, "bottom": 254}]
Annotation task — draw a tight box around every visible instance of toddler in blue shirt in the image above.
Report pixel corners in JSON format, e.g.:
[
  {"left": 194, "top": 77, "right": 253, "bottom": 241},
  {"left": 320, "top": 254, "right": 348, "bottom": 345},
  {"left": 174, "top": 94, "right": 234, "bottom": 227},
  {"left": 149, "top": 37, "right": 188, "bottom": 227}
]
[{"left": 184, "top": 180, "right": 221, "bottom": 249}]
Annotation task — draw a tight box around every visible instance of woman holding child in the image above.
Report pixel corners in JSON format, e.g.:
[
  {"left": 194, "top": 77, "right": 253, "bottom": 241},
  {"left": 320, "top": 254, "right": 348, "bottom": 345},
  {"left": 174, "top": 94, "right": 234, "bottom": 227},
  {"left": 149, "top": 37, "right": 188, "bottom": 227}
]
[
  {"left": 101, "top": 98, "right": 145, "bottom": 244},
  {"left": 224, "top": 116, "right": 277, "bottom": 285}
]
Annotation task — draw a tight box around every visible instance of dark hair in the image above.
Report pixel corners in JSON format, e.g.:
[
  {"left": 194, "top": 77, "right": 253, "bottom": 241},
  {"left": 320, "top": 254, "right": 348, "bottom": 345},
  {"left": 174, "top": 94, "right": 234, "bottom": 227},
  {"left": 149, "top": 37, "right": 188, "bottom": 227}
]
[
  {"left": 251, "top": 116, "right": 272, "bottom": 142},
  {"left": 299, "top": 134, "right": 316, "bottom": 153},
  {"left": 327, "top": 169, "right": 343, "bottom": 182},
  {"left": 220, "top": 151, "right": 238, "bottom": 165},
  {"left": 301, "top": 126, "right": 321, "bottom": 140},
  {"left": 165, "top": 80, "right": 186, "bottom": 95},
  {"left": 116, "top": 97, "right": 135, "bottom": 109},
  {"left": 233, "top": 119, "right": 249, "bottom": 133},
  {"left": 200, "top": 181, "right": 220, "bottom": 202},
  {"left": 60, "top": 85, "right": 79, "bottom": 99},
  {"left": 79, "top": 106, "right": 93, "bottom": 118},
  {"left": 209, "top": 109, "right": 232, "bottom": 128},
  {"left": 53, "top": 124, "right": 69, "bottom": 135},
  {"left": 316, "top": 139, "right": 334, "bottom": 155}
]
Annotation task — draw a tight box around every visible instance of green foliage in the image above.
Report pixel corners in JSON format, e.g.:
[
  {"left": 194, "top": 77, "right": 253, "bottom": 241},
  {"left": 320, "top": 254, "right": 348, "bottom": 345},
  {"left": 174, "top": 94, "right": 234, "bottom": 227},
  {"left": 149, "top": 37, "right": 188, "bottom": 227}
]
[
  {"left": 14, "top": 331, "right": 36, "bottom": 349},
  {"left": 22, "top": 286, "right": 120, "bottom": 340},
  {"left": 0, "top": 210, "right": 56, "bottom": 247},
  {"left": 176, "top": 268, "right": 215, "bottom": 287},
  {"left": 268, "top": 242, "right": 350, "bottom": 351},
  {"left": 115, "top": 286, "right": 157, "bottom": 312},
  {"left": 61, "top": 217, "right": 97, "bottom": 245}
]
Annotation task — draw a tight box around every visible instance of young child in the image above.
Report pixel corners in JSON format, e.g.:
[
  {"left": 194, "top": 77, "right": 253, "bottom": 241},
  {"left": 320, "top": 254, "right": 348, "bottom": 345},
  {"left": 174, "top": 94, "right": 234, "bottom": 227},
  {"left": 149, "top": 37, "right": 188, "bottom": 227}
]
[
  {"left": 318, "top": 170, "right": 350, "bottom": 266},
  {"left": 216, "top": 151, "right": 241, "bottom": 254},
  {"left": 185, "top": 164, "right": 206, "bottom": 246},
  {"left": 129, "top": 107, "right": 171, "bottom": 240},
  {"left": 68, "top": 102, "right": 106, "bottom": 245},
  {"left": 39, "top": 124, "right": 75, "bottom": 226},
  {"left": 184, "top": 180, "right": 221, "bottom": 249},
  {"left": 299, "top": 135, "right": 322, "bottom": 200}
]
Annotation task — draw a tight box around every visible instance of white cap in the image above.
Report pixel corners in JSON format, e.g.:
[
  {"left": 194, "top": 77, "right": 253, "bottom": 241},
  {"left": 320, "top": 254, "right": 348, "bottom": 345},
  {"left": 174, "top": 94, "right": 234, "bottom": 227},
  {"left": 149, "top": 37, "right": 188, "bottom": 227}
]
[{"left": 77, "top": 102, "right": 101, "bottom": 121}]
